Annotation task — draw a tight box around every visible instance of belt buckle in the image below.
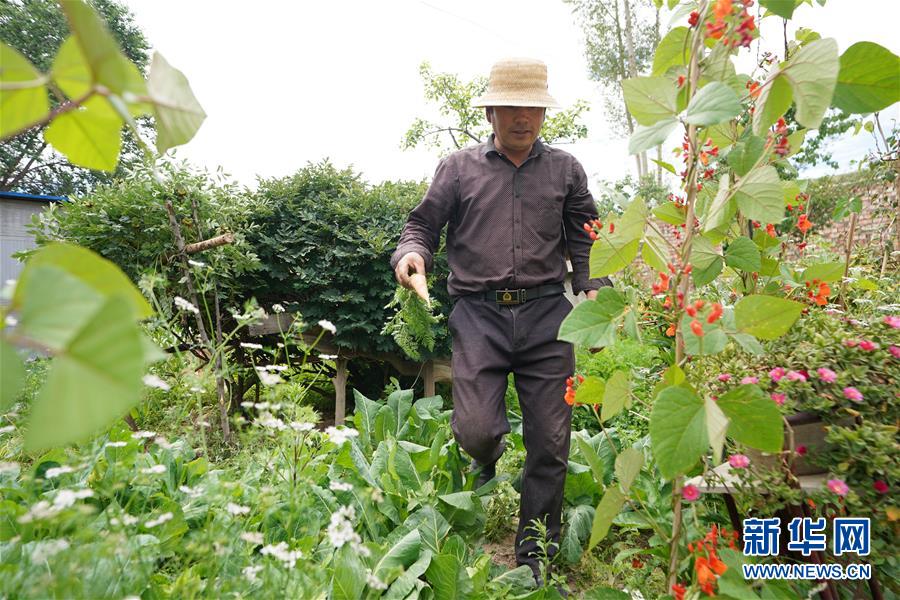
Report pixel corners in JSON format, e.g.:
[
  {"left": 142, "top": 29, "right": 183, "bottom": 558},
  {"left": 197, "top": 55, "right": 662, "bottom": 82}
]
[{"left": 496, "top": 288, "right": 524, "bottom": 305}]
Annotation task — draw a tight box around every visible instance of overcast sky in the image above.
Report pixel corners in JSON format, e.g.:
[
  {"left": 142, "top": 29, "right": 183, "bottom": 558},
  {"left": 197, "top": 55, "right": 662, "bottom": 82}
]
[{"left": 123, "top": 0, "right": 899, "bottom": 191}]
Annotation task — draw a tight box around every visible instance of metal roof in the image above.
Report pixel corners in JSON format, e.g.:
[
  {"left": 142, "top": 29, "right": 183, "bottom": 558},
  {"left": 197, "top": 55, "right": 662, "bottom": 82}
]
[{"left": 0, "top": 191, "right": 68, "bottom": 202}]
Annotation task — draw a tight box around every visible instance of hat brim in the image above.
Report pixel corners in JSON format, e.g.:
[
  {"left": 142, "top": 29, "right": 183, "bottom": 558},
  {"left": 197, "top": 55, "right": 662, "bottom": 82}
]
[{"left": 471, "top": 93, "right": 560, "bottom": 109}]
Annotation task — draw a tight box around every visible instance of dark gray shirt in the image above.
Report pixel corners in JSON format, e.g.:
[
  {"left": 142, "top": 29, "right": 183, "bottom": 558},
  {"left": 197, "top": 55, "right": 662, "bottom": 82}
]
[{"left": 391, "top": 135, "right": 610, "bottom": 297}]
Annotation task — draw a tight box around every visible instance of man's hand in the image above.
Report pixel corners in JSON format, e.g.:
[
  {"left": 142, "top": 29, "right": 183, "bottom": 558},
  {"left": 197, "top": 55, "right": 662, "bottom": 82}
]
[
  {"left": 586, "top": 290, "right": 598, "bottom": 301},
  {"left": 395, "top": 252, "right": 426, "bottom": 289}
]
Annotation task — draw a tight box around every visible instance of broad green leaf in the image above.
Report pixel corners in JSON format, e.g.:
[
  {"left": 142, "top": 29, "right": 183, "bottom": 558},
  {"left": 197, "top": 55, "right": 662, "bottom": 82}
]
[
  {"left": 0, "top": 339, "right": 25, "bottom": 410},
  {"left": 148, "top": 52, "right": 207, "bottom": 154},
  {"left": 617, "top": 197, "right": 649, "bottom": 241},
  {"left": 725, "top": 236, "right": 761, "bottom": 272},
  {"left": 0, "top": 43, "right": 48, "bottom": 138},
  {"left": 650, "top": 386, "right": 708, "bottom": 478},
  {"left": 601, "top": 371, "right": 629, "bottom": 423},
  {"left": 705, "top": 396, "right": 729, "bottom": 464},
  {"left": 589, "top": 236, "right": 639, "bottom": 278},
  {"left": 386, "top": 388, "right": 413, "bottom": 435},
  {"left": 614, "top": 447, "right": 643, "bottom": 492},
  {"left": 753, "top": 74, "right": 793, "bottom": 135},
  {"left": 588, "top": 486, "right": 626, "bottom": 550},
  {"left": 641, "top": 227, "right": 669, "bottom": 274},
  {"left": 628, "top": 118, "right": 678, "bottom": 155},
  {"left": 703, "top": 173, "right": 735, "bottom": 234},
  {"left": 759, "top": 0, "right": 800, "bottom": 19},
  {"left": 718, "top": 385, "right": 783, "bottom": 452},
  {"left": 558, "top": 287, "right": 626, "bottom": 348},
  {"left": 652, "top": 27, "right": 691, "bottom": 75},
  {"left": 14, "top": 243, "right": 152, "bottom": 320},
  {"left": 801, "top": 262, "right": 844, "bottom": 283},
  {"left": 575, "top": 433, "right": 606, "bottom": 486},
  {"left": 427, "top": 552, "right": 473, "bottom": 600},
  {"left": 490, "top": 565, "right": 536, "bottom": 589},
  {"left": 734, "top": 295, "right": 803, "bottom": 340},
  {"left": 622, "top": 76, "right": 678, "bottom": 126},
  {"left": 371, "top": 529, "right": 422, "bottom": 585},
  {"left": 681, "top": 312, "right": 727, "bottom": 356},
  {"left": 651, "top": 158, "right": 677, "bottom": 174},
  {"left": 51, "top": 36, "right": 92, "bottom": 100},
  {"left": 727, "top": 136, "right": 766, "bottom": 177},
  {"left": 332, "top": 544, "right": 366, "bottom": 600},
  {"left": 412, "top": 506, "right": 450, "bottom": 556},
  {"left": 730, "top": 332, "right": 764, "bottom": 355},
  {"left": 582, "top": 588, "right": 631, "bottom": 600},
  {"left": 852, "top": 278, "right": 878, "bottom": 291},
  {"left": 561, "top": 504, "right": 595, "bottom": 564},
  {"left": 60, "top": 0, "right": 146, "bottom": 96},
  {"left": 653, "top": 202, "right": 686, "bottom": 226},
  {"left": 684, "top": 82, "right": 742, "bottom": 126},
  {"left": 707, "top": 121, "right": 741, "bottom": 151},
  {"left": 26, "top": 295, "right": 145, "bottom": 451},
  {"left": 575, "top": 376, "right": 606, "bottom": 406},
  {"left": 734, "top": 166, "right": 784, "bottom": 224},
  {"left": 652, "top": 365, "right": 686, "bottom": 399},
  {"left": 833, "top": 42, "right": 900, "bottom": 114},
  {"left": 759, "top": 256, "right": 780, "bottom": 277},
  {"left": 44, "top": 95, "right": 122, "bottom": 171},
  {"left": 384, "top": 549, "right": 432, "bottom": 600},
  {"left": 691, "top": 236, "right": 723, "bottom": 287},
  {"left": 782, "top": 38, "right": 839, "bottom": 129},
  {"left": 352, "top": 389, "right": 380, "bottom": 450}
]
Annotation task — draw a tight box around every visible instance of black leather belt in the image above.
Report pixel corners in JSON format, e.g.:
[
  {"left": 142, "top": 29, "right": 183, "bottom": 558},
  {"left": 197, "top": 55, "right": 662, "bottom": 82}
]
[{"left": 473, "top": 283, "right": 566, "bottom": 305}]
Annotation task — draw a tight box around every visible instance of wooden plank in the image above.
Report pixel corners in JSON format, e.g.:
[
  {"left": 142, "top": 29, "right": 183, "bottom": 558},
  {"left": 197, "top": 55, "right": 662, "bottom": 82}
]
[
  {"left": 334, "top": 358, "right": 348, "bottom": 426},
  {"left": 423, "top": 360, "right": 435, "bottom": 397}
]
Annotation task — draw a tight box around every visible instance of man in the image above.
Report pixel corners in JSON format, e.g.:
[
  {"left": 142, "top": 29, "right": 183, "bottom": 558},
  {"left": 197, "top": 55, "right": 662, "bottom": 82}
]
[{"left": 391, "top": 57, "right": 609, "bottom": 584}]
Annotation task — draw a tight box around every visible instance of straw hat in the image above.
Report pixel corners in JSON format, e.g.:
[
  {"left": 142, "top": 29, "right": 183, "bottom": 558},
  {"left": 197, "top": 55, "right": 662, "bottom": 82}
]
[{"left": 471, "top": 57, "right": 560, "bottom": 108}]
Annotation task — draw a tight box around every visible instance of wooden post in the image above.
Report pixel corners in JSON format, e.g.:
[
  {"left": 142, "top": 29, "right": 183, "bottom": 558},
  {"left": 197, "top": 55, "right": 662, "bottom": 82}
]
[
  {"left": 423, "top": 360, "right": 435, "bottom": 398},
  {"left": 334, "top": 357, "right": 348, "bottom": 426}
]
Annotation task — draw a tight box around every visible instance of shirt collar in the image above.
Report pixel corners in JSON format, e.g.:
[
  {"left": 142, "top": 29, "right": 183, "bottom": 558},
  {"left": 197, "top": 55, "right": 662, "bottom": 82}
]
[{"left": 482, "top": 134, "right": 548, "bottom": 158}]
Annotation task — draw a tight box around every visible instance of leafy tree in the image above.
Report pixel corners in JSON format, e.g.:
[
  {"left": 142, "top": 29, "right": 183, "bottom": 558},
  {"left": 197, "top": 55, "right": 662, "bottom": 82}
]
[
  {"left": 0, "top": 0, "right": 151, "bottom": 196},
  {"left": 402, "top": 61, "right": 590, "bottom": 156},
  {"left": 566, "top": 0, "right": 661, "bottom": 177}
]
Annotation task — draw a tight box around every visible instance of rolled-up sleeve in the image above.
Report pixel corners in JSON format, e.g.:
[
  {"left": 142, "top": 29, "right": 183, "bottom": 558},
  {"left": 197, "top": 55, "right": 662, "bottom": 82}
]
[
  {"left": 564, "top": 159, "right": 612, "bottom": 295},
  {"left": 390, "top": 157, "right": 458, "bottom": 273}
]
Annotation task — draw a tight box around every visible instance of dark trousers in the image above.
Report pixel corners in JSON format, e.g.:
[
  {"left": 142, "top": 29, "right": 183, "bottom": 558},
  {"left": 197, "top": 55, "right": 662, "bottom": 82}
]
[{"left": 448, "top": 293, "right": 575, "bottom": 573}]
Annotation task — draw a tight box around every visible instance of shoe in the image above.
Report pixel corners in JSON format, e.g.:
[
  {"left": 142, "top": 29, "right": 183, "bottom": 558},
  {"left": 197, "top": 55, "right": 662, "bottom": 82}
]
[{"left": 471, "top": 458, "right": 497, "bottom": 488}]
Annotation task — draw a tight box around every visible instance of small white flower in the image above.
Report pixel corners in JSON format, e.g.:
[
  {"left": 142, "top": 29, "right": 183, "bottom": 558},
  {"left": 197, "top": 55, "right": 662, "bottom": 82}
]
[
  {"left": 190, "top": 386, "right": 203, "bottom": 393},
  {"left": 199, "top": 420, "right": 211, "bottom": 428},
  {"left": 327, "top": 505, "right": 361, "bottom": 549},
  {"left": 142, "top": 374, "right": 171, "bottom": 391},
  {"left": 258, "top": 371, "right": 282, "bottom": 386},
  {"left": 243, "top": 564, "right": 263, "bottom": 582},
  {"left": 0, "top": 424, "right": 16, "bottom": 435},
  {"left": 226, "top": 502, "right": 250, "bottom": 516},
  {"left": 370, "top": 488, "right": 384, "bottom": 503},
  {"left": 240, "top": 531, "right": 264, "bottom": 545},
  {"left": 141, "top": 464, "right": 167, "bottom": 475},
  {"left": 366, "top": 569, "right": 388, "bottom": 591},
  {"left": 53, "top": 488, "right": 93, "bottom": 509},
  {"left": 30, "top": 538, "right": 70, "bottom": 563},
  {"left": 174, "top": 296, "right": 200, "bottom": 314},
  {"left": 44, "top": 466, "right": 75, "bottom": 479},
  {"left": 0, "top": 461, "right": 20, "bottom": 475},
  {"left": 145, "top": 512, "right": 174, "bottom": 528},
  {"left": 240, "top": 401, "right": 255, "bottom": 408},
  {"left": 179, "top": 485, "right": 204, "bottom": 498},
  {"left": 318, "top": 354, "right": 337, "bottom": 361},
  {"left": 256, "top": 413, "right": 286, "bottom": 430},
  {"left": 18, "top": 500, "right": 55, "bottom": 523},
  {"left": 104, "top": 441, "right": 128, "bottom": 449},
  {"left": 187, "top": 259, "right": 207, "bottom": 268},
  {"left": 132, "top": 430, "right": 157, "bottom": 439},
  {"left": 325, "top": 426, "right": 359, "bottom": 446},
  {"left": 254, "top": 402, "right": 270, "bottom": 410},
  {"left": 154, "top": 437, "right": 176, "bottom": 450},
  {"left": 318, "top": 319, "right": 336, "bottom": 334},
  {"left": 261, "top": 541, "right": 303, "bottom": 568},
  {"left": 257, "top": 364, "right": 287, "bottom": 372},
  {"left": 272, "top": 303, "right": 285, "bottom": 313},
  {"left": 4, "top": 315, "right": 17, "bottom": 327},
  {"left": 121, "top": 514, "right": 139, "bottom": 526},
  {"left": 329, "top": 480, "right": 353, "bottom": 492},
  {"left": 290, "top": 422, "right": 314, "bottom": 433},
  {"left": 240, "top": 342, "right": 263, "bottom": 350}
]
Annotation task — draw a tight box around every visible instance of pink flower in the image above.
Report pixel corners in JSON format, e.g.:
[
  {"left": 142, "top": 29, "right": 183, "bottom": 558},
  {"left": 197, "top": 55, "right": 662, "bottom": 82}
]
[
  {"left": 884, "top": 315, "right": 900, "bottom": 329},
  {"left": 728, "top": 454, "right": 750, "bottom": 469},
  {"left": 873, "top": 480, "right": 889, "bottom": 494},
  {"left": 816, "top": 368, "right": 837, "bottom": 383},
  {"left": 858, "top": 340, "right": 879, "bottom": 351},
  {"left": 681, "top": 484, "right": 700, "bottom": 501},
  {"left": 843, "top": 387, "right": 863, "bottom": 402},
  {"left": 796, "top": 445, "right": 807, "bottom": 456},
  {"left": 890, "top": 345, "right": 900, "bottom": 359},
  {"left": 768, "top": 367, "right": 786, "bottom": 382},
  {"left": 786, "top": 370, "right": 807, "bottom": 382},
  {"left": 740, "top": 376, "right": 759, "bottom": 385},
  {"left": 843, "top": 339, "right": 858, "bottom": 348},
  {"left": 771, "top": 392, "right": 786, "bottom": 405},
  {"left": 827, "top": 479, "right": 849, "bottom": 496},
  {"left": 717, "top": 373, "right": 732, "bottom": 382}
]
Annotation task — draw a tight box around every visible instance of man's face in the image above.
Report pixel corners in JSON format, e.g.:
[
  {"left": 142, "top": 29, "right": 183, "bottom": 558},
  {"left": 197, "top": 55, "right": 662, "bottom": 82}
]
[{"left": 487, "top": 106, "right": 545, "bottom": 155}]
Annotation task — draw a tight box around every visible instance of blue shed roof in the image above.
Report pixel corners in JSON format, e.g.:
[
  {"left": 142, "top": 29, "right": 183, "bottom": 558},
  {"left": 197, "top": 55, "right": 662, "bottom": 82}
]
[{"left": 0, "top": 191, "right": 68, "bottom": 202}]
